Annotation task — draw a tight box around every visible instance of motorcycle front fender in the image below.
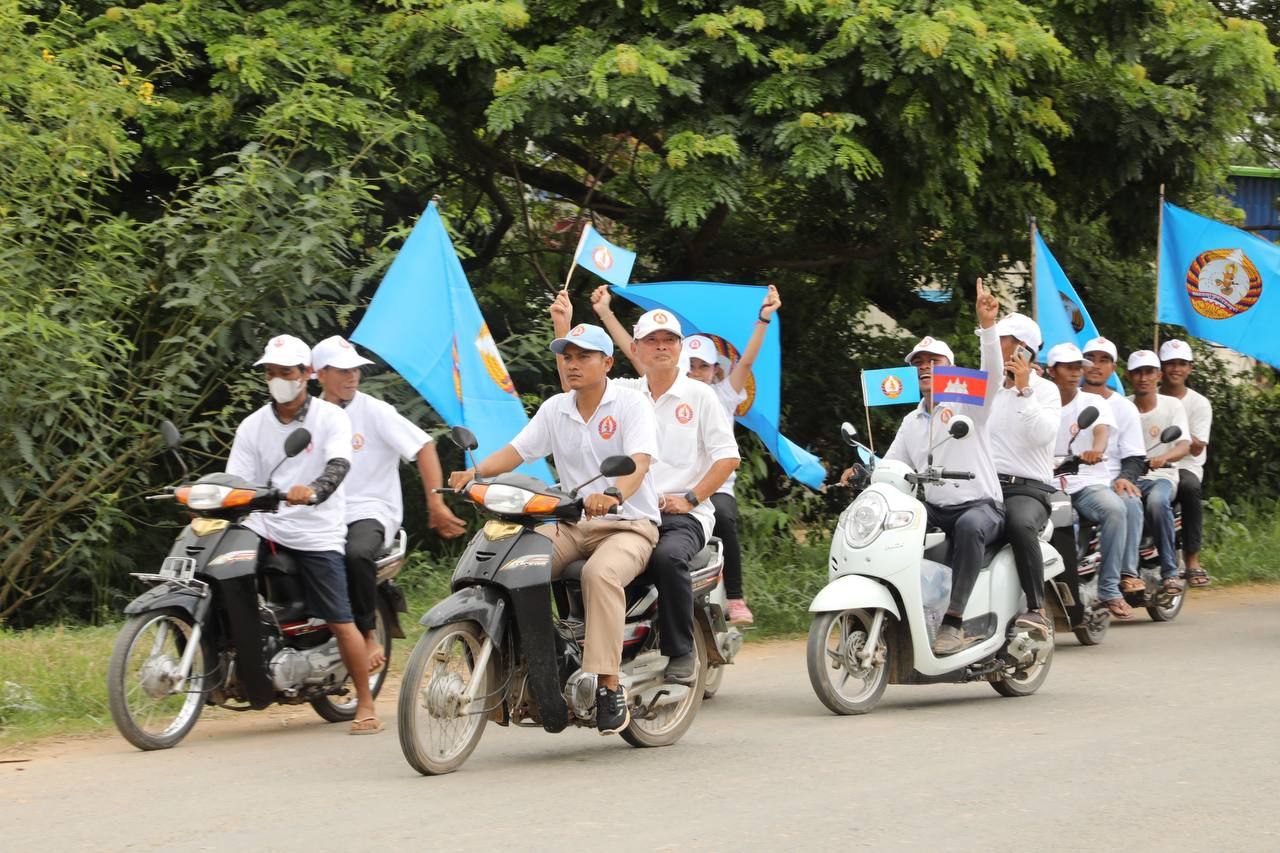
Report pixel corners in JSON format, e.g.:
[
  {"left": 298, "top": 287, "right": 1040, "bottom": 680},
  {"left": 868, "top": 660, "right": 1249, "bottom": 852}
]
[
  {"left": 808, "top": 574, "right": 900, "bottom": 618},
  {"left": 420, "top": 585, "right": 508, "bottom": 646},
  {"left": 123, "top": 583, "right": 205, "bottom": 621}
]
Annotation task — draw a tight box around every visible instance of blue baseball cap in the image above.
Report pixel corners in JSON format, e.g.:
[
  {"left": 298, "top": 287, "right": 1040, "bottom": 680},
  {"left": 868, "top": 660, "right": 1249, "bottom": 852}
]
[{"left": 551, "top": 324, "right": 614, "bottom": 356}]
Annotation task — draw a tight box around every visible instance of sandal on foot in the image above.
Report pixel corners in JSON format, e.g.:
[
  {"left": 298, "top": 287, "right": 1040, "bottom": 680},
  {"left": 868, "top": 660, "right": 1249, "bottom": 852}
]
[
  {"left": 1100, "top": 598, "right": 1134, "bottom": 620},
  {"left": 1119, "top": 576, "right": 1145, "bottom": 594},
  {"left": 1162, "top": 577, "right": 1185, "bottom": 595},
  {"left": 1186, "top": 568, "right": 1212, "bottom": 588},
  {"left": 349, "top": 716, "right": 383, "bottom": 736}
]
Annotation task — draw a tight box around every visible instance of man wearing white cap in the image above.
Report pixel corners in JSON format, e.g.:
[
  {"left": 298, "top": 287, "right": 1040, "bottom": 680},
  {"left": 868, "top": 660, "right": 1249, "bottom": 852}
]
[
  {"left": 1127, "top": 350, "right": 1191, "bottom": 594},
  {"left": 551, "top": 294, "right": 740, "bottom": 685},
  {"left": 312, "top": 335, "right": 466, "bottom": 674},
  {"left": 449, "top": 323, "right": 661, "bottom": 734},
  {"left": 1159, "top": 339, "right": 1213, "bottom": 587},
  {"left": 987, "top": 313, "right": 1062, "bottom": 639},
  {"left": 226, "top": 334, "right": 377, "bottom": 733}
]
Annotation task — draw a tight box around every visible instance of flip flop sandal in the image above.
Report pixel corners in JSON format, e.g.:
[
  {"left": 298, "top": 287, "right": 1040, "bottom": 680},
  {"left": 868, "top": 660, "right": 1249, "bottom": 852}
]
[
  {"left": 1119, "top": 576, "right": 1145, "bottom": 593},
  {"left": 349, "top": 716, "right": 384, "bottom": 736},
  {"left": 1101, "top": 598, "right": 1134, "bottom": 620},
  {"left": 1162, "top": 578, "right": 1185, "bottom": 595},
  {"left": 1186, "top": 569, "right": 1212, "bottom": 588}
]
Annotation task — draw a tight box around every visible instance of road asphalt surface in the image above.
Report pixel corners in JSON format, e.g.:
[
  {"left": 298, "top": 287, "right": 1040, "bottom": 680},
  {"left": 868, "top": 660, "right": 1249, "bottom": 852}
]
[{"left": 3, "top": 586, "right": 1278, "bottom": 851}]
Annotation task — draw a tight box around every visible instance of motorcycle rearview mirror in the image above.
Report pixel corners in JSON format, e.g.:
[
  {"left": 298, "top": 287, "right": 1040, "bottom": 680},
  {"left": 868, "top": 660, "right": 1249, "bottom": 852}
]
[
  {"left": 840, "top": 422, "right": 859, "bottom": 447},
  {"left": 1159, "top": 425, "right": 1183, "bottom": 444},
  {"left": 1076, "top": 406, "right": 1100, "bottom": 431},
  {"left": 449, "top": 425, "right": 479, "bottom": 451},
  {"left": 948, "top": 415, "right": 973, "bottom": 440},
  {"left": 159, "top": 419, "right": 189, "bottom": 479},
  {"left": 599, "top": 455, "right": 637, "bottom": 478},
  {"left": 267, "top": 428, "right": 312, "bottom": 489}
]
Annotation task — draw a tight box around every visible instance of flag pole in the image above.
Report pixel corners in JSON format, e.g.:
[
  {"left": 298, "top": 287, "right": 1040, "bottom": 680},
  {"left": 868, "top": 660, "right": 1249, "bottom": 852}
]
[
  {"left": 560, "top": 262, "right": 577, "bottom": 293},
  {"left": 1154, "top": 185, "right": 1165, "bottom": 351},
  {"left": 860, "top": 371, "right": 876, "bottom": 455},
  {"left": 562, "top": 222, "right": 592, "bottom": 293},
  {"left": 1029, "top": 216, "right": 1039, "bottom": 323}
]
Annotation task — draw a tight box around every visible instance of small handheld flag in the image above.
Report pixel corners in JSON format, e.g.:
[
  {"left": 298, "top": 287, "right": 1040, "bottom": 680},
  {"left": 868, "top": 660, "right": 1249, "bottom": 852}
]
[
  {"left": 862, "top": 367, "right": 921, "bottom": 407},
  {"left": 931, "top": 367, "right": 989, "bottom": 406},
  {"left": 572, "top": 224, "right": 636, "bottom": 288}
]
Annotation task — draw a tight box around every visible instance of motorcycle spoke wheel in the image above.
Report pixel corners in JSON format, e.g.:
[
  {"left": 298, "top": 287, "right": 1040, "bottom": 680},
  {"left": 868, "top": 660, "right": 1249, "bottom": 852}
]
[
  {"left": 397, "top": 621, "right": 489, "bottom": 776},
  {"left": 311, "top": 603, "right": 393, "bottom": 722},
  {"left": 620, "top": 628, "right": 707, "bottom": 748},
  {"left": 107, "top": 609, "right": 206, "bottom": 751},
  {"left": 806, "top": 609, "right": 889, "bottom": 716},
  {"left": 992, "top": 636, "right": 1054, "bottom": 698}
]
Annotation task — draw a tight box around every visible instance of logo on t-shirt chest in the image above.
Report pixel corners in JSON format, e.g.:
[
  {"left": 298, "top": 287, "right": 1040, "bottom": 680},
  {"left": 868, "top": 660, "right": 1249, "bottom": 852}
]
[
  {"left": 352, "top": 433, "right": 365, "bottom": 452},
  {"left": 598, "top": 416, "right": 617, "bottom": 440},
  {"left": 675, "top": 403, "right": 694, "bottom": 425},
  {"left": 1149, "top": 425, "right": 1160, "bottom": 439}
]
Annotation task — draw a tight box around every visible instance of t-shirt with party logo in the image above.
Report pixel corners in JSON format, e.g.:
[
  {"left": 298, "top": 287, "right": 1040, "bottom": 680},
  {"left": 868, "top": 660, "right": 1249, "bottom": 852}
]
[
  {"left": 1127, "top": 393, "right": 1191, "bottom": 486},
  {"left": 341, "top": 391, "right": 433, "bottom": 548}
]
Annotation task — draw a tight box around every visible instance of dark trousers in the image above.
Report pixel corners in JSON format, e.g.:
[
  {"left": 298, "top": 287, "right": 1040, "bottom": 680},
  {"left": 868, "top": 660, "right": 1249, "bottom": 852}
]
[
  {"left": 648, "top": 513, "right": 706, "bottom": 659},
  {"left": 1176, "top": 468, "right": 1203, "bottom": 554},
  {"left": 926, "top": 500, "right": 1006, "bottom": 618},
  {"left": 345, "top": 519, "right": 384, "bottom": 634},
  {"left": 710, "top": 493, "right": 744, "bottom": 599},
  {"left": 999, "top": 483, "right": 1050, "bottom": 611}
]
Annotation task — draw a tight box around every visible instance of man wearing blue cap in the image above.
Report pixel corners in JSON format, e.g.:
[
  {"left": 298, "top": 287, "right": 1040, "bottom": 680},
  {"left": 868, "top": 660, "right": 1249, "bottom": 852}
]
[{"left": 448, "top": 324, "right": 661, "bottom": 735}]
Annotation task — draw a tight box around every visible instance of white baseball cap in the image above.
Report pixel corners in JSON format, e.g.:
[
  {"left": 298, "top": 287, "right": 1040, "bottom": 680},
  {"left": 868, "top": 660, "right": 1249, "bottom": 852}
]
[
  {"left": 683, "top": 335, "right": 717, "bottom": 365},
  {"left": 1159, "top": 339, "right": 1194, "bottom": 363},
  {"left": 311, "top": 335, "right": 374, "bottom": 371},
  {"left": 1046, "top": 342, "right": 1086, "bottom": 366},
  {"left": 1126, "top": 350, "right": 1161, "bottom": 371},
  {"left": 551, "top": 323, "right": 615, "bottom": 356},
  {"left": 904, "top": 335, "right": 955, "bottom": 366},
  {"left": 994, "top": 313, "right": 1043, "bottom": 353},
  {"left": 1081, "top": 336, "right": 1118, "bottom": 361},
  {"left": 633, "top": 309, "right": 683, "bottom": 340},
  {"left": 254, "top": 334, "right": 312, "bottom": 368}
]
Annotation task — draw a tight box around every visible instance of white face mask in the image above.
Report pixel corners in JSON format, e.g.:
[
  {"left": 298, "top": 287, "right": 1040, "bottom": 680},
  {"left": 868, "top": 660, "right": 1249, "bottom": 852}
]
[{"left": 268, "top": 376, "right": 304, "bottom": 405}]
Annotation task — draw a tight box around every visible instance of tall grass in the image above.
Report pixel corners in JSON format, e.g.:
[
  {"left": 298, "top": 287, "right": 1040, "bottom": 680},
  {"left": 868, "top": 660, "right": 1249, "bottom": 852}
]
[{"left": 1201, "top": 497, "right": 1280, "bottom": 584}]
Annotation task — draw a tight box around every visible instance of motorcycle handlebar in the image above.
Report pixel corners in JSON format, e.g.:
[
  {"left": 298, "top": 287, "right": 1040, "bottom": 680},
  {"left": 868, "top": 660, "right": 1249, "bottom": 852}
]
[{"left": 941, "top": 470, "right": 975, "bottom": 480}]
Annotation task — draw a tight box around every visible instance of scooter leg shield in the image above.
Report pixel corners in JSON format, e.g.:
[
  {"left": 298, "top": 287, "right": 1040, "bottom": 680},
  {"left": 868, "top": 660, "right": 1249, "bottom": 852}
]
[{"left": 808, "top": 574, "right": 900, "bottom": 618}]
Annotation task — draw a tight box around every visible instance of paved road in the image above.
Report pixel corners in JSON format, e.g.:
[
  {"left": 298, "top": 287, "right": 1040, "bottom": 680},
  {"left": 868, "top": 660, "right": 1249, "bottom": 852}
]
[{"left": 4, "top": 587, "right": 1280, "bottom": 851}]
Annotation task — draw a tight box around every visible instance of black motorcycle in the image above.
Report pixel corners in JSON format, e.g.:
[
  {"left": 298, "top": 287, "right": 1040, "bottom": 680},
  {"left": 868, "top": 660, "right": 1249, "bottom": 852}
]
[
  {"left": 397, "top": 427, "right": 720, "bottom": 776},
  {"left": 107, "top": 422, "right": 407, "bottom": 750}
]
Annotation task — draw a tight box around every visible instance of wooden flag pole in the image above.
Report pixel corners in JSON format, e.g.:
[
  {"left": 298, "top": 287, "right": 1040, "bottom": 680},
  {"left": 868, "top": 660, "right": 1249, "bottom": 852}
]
[
  {"left": 1154, "top": 185, "right": 1165, "bottom": 351},
  {"left": 560, "top": 261, "right": 577, "bottom": 294},
  {"left": 1029, "top": 216, "right": 1039, "bottom": 323},
  {"left": 860, "top": 371, "right": 876, "bottom": 455}
]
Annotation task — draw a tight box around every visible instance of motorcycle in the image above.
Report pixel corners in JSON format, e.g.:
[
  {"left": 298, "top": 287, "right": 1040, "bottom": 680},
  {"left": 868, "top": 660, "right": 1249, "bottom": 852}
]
[
  {"left": 107, "top": 421, "right": 406, "bottom": 751},
  {"left": 806, "top": 418, "right": 1065, "bottom": 716},
  {"left": 397, "top": 427, "right": 732, "bottom": 776}
]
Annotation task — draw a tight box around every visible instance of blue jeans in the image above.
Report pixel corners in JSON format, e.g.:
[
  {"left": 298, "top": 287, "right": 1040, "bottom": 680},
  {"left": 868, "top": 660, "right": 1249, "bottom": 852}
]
[
  {"left": 1072, "top": 485, "right": 1142, "bottom": 600},
  {"left": 1139, "top": 478, "right": 1178, "bottom": 579}
]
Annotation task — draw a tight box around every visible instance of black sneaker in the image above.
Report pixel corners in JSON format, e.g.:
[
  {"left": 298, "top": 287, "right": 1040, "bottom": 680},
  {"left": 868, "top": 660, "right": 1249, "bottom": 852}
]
[
  {"left": 664, "top": 652, "right": 697, "bottom": 685},
  {"left": 595, "top": 684, "right": 630, "bottom": 735}
]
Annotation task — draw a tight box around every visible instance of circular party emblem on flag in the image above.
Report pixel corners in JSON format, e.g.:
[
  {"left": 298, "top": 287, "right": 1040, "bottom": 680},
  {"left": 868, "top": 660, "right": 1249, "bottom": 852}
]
[
  {"left": 880, "top": 375, "right": 904, "bottom": 400},
  {"left": 675, "top": 403, "right": 694, "bottom": 424},
  {"left": 598, "top": 416, "right": 617, "bottom": 439},
  {"left": 592, "top": 245, "right": 614, "bottom": 271},
  {"left": 1185, "top": 249, "right": 1262, "bottom": 320}
]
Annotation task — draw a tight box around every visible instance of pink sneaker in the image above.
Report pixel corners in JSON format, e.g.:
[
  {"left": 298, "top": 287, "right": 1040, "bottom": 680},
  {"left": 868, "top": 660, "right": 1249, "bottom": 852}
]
[{"left": 726, "top": 599, "right": 754, "bottom": 626}]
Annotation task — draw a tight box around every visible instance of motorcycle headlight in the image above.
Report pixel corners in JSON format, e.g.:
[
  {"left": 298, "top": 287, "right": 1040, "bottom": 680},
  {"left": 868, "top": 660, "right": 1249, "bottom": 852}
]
[
  {"left": 181, "top": 484, "right": 254, "bottom": 511},
  {"left": 468, "top": 484, "right": 558, "bottom": 515},
  {"left": 843, "top": 491, "right": 888, "bottom": 549}
]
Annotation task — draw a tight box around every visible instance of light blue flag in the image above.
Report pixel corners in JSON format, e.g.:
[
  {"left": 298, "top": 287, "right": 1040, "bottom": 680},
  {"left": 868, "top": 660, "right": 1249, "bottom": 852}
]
[
  {"left": 574, "top": 223, "right": 636, "bottom": 287},
  {"left": 352, "top": 202, "right": 552, "bottom": 481},
  {"left": 1033, "top": 229, "right": 1123, "bottom": 392},
  {"left": 610, "top": 282, "right": 828, "bottom": 489},
  {"left": 1159, "top": 201, "right": 1280, "bottom": 368},
  {"left": 862, "top": 367, "right": 921, "bottom": 407}
]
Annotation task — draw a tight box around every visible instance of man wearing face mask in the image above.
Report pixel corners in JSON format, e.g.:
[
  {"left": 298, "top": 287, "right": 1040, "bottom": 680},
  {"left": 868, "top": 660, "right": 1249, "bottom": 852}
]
[{"left": 226, "top": 334, "right": 378, "bottom": 735}]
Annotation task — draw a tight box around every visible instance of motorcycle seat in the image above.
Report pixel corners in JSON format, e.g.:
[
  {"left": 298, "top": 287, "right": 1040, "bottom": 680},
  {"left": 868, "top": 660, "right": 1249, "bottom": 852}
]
[
  {"left": 260, "top": 549, "right": 299, "bottom": 575},
  {"left": 922, "top": 535, "right": 1004, "bottom": 570}
]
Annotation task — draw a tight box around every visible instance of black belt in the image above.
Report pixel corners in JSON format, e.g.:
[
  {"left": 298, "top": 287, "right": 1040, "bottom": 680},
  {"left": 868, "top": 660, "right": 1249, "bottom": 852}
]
[{"left": 998, "top": 473, "right": 1053, "bottom": 489}]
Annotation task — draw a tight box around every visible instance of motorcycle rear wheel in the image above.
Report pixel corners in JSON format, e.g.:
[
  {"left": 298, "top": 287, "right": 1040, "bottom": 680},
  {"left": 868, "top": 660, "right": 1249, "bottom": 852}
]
[
  {"left": 806, "top": 609, "right": 890, "bottom": 716},
  {"left": 398, "top": 620, "right": 490, "bottom": 776},
  {"left": 107, "top": 608, "right": 207, "bottom": 751},
  {"left": 1148, "top": 588, "right": 1185, "bottom": 622},
  {"left": 1072, "top": 609, "right": 1109, "bottom": 646},
  {"left": 703, "top": 665, "right": 725, "bottom": 700},
  {"left": 621, "top": 628, "right": 707, "bottom": 748},
  {"left": 991, "top": 638, "right": 1054, "bottom": 697},
  {"left": 311, "top": 601, "right": 393, "bottom": 722}
]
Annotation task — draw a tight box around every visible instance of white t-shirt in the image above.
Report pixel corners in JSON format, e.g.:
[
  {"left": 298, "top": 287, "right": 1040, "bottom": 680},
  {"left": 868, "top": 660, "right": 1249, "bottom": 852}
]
[
  {"left": 1171, "top": 387, "right": 1212, "bottom": 482},
  {"left": 342, "top": 391, "right": 432, "bottom": 547},
  {"left": 613, "top": 374, "right": 741, "bottom": 541},
  {"left": 1099, "top": 392, "right": 1145, "bottom": 482},
  {"left": 226, "top": 396, "right": 352, "bottom": 553},
  {"left": 510, "top": 380, "right": 661, "bottom": 524},
  {"left": 1128, "top": 394, "right": 1191, "bottom": 486},
  {"left": 1054, "top": 391, "right": 1115, "bottom": 494},
  {"left": 989, "top": 372, "right": 1061, "bottom": 484},
  {"left": 710, "top": 378, "right": 747, "bottom": 496}
]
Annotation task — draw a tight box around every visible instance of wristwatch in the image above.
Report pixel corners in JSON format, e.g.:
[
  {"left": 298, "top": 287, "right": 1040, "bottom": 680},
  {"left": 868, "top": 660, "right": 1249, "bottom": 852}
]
[
  {"left": 1017, "top": 386, "right": 1033, "bottom": 398},
  {"left": 684, "top": 490, "right": 701, "bottom": 507}
]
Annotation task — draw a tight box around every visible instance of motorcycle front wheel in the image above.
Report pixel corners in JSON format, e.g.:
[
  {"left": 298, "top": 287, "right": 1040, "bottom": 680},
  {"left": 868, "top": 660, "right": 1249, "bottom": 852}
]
[
  {"left": 806, "top": 609, "right": 890, "bottom": 716},
  {"left": 107, "top": 608, "right": 208, "bottom": 751},
  {"left": 991, "top": 638, "right": 1054, "bottom": 697},
  {"left": 621, "top": 628, "right": 707, "bottom": 748},
  {"left": 397, "top": 620, "right": 490, "bottom": 776},
  {"left": 311, "top": 600, "right": 393, "bottom": 722}
]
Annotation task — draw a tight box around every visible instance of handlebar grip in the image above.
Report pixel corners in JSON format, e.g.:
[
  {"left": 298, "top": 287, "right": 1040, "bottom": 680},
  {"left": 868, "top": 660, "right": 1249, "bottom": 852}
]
[{"left": 941, "top": 470, "right": 975, "bottom": 480}]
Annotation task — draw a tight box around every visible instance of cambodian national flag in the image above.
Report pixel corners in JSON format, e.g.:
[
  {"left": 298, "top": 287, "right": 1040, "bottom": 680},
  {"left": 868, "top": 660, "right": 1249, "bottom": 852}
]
[
  {"left": 931, "top": 367, "right": 989, "bottom": 406},
  {"left": 863, "top": 367, "right": 921, "bottom": 407},
  {"left": 574, "top": 223, "right": 636, "bottom": 287}
]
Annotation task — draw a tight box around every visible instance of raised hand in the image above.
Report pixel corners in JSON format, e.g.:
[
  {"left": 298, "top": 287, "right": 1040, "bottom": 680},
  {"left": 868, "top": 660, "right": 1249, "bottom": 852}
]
[
  {"left": 590, "top": 285, "right": 613, "bottom": 317},
  {"left": 550, "top": 290, "right": 572, "bottom": 337},
  {"left": 760, "top": 284, "right": 782, "bottom": 320},
  {"left": 975, "top": 277, "right": 999, "bottom": 329}
]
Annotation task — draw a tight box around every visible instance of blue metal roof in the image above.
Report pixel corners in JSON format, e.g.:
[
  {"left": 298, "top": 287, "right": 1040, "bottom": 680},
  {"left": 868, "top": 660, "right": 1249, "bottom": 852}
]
[{"left": 1227, "top": 172, "right": 1280, "bottom": 241}]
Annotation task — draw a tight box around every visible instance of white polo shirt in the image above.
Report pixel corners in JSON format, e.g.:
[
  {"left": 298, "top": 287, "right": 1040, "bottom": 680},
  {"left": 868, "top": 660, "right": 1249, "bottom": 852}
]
[
  {"left": 509, "top": 380, "right": 661, "bottom": 524},
  {"left": 883, "top": 326, "right": 1004, "bottom": 507},
  {"left": 1128, "top": 393, "right": 1191, "bottom": 486},
  {"left": 226, "top": 396, "right": 352, "bottom": 553},
  {"left": 1171, "top": 387, "right": 1212, "bottom": 482},
  {"left": 989, "top": 372, "right": 1061, "bottom": 485},
  {"left": 711, "top": 378, "right": 747, "bottom": 497},
  {"left": 1097, "top": 391, "right": 1146, "bottom": 482},
  {"left": 341, "top": 391, "right": 432, "bottom": 547},
  {"left": 1054, "top": 391, "right": 1115, "bottom": 495},
  {"left": 613, "top": 374, "right": 741, "bottom": 540}
]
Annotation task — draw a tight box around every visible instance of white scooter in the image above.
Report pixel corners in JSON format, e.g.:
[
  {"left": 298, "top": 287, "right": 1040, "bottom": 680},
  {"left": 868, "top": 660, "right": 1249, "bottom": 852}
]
[{"left": 806, "top": 418, "right": 1065, "bottom": 715}]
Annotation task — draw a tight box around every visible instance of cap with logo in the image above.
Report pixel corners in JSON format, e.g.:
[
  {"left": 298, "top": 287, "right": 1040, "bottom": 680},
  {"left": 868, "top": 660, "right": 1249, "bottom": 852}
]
[
  {"left": 551, "top": 323, "right": 615, "bottom": 356},
  {"left": 254, "top": 334, "right": 313, "bottom": 368},
  {"left": 633, "top": 309, "right": 683, "bottom": 341},
  {"left": 904, "top": 335, "right": 955, "bottom": 366},
  {"left": 1081, "top": 336, "right": 1118, "bottom": 361},
  {"left": 1158, "top": 339, "right": 1194, "bottom": 363},
  {"left": 993, "top": 312, "right": 1043, "bottom": 353},
  {"left": 1126, "top": 350, "right": 1161, "bottom": 372},
  {"left": 1046, "top": 342, "right": 1086, "bottom": 366},
  {"left": 683, "top": 335, "right": 718, "bottom": 365},
  {"left": 311, "top": 335, "right": 374, "bottom": 371}
]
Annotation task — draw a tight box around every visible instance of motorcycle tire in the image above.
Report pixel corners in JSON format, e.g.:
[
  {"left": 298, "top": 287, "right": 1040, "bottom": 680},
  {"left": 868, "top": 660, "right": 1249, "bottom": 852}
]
[
  {"left": 703, "top": 665, "right": 725, "bottom": 700},
  {"left": 107, "top": 607, "right": 208, "bottom": 751},
  {"left": 397, "top": 619, "right": 491, "bottom": 776},
  {"left": 311, "top": 600, "right": 393, "bottom": 722},
  {"left": 991, "top": 638, "right": 1054, "bottom": 698},
  {"left": 620, "top": 628, "right": 707, "bottom": 748},
  {"left": 1147, "top": 588, "right": 1185, "bottom": 622},
  {"left": 1072, "top": 611, "right": 1109, "bottom": 646},
  {"left": 806, "top": 609, "right": 890, "bottom": 716}
]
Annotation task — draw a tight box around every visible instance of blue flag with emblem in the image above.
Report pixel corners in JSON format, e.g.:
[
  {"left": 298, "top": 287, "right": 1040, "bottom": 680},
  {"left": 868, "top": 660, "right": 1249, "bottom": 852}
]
[
  {"left": 351, "top": 202, "right": 552, "bottom": 480},
  {"left": 1158, "top": 201, "right": 1280, "bottom": 368},
  {"left": 574, "top": 223, "right": 636, "bottom": 288},
  {"left": 609, "top": 282, "right": 827, "bottom": 489},
  {"left": 1033, "top": 228, "right": 1122, "bottom": 392},
  {"left": 862, "top": 367, "right": 921, "bottom": 407}
]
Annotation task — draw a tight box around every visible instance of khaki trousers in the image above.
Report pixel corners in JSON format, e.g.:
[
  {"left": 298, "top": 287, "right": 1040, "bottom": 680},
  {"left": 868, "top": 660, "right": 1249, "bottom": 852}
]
[{"left": 539, "top": 518, "right": 658, "bottom": 676}]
